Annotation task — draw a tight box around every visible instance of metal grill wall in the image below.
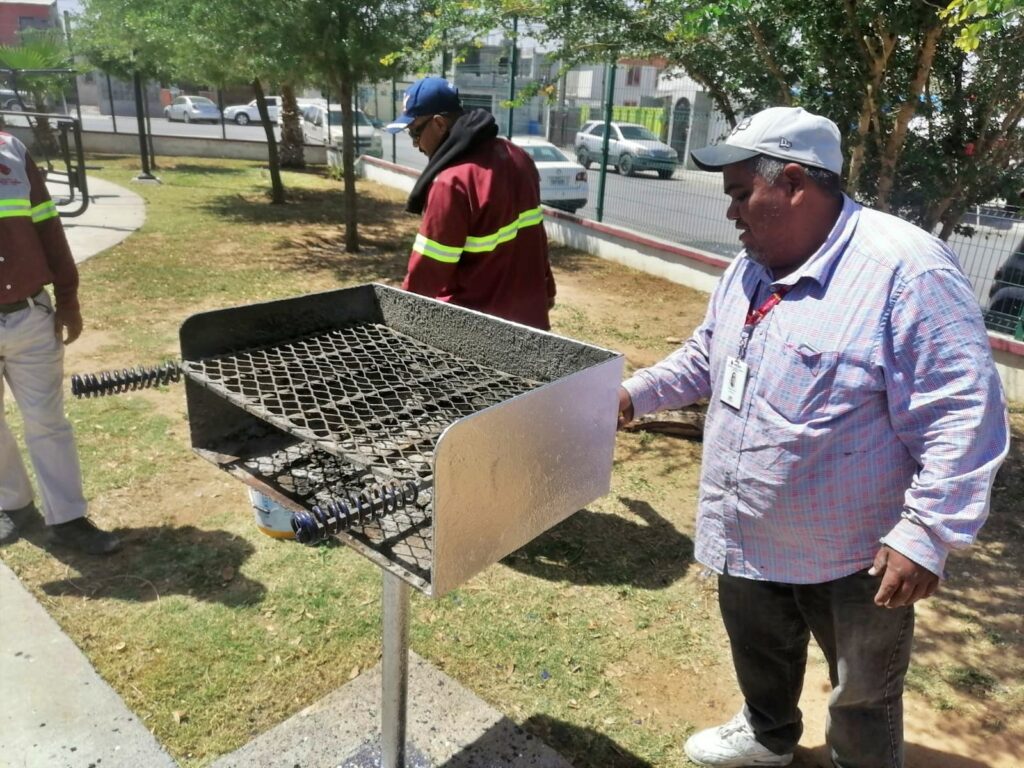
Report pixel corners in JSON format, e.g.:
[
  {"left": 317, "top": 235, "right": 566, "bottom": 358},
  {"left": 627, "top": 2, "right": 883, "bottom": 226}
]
[{"left": 180, "top": 284, "right": 623, "bottom": 596}]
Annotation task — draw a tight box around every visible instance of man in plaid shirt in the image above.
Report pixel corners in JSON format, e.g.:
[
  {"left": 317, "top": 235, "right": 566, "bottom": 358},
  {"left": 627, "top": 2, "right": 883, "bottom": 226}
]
[{"left": 618, "top": 107, "right": 1009, "bottom": 768}]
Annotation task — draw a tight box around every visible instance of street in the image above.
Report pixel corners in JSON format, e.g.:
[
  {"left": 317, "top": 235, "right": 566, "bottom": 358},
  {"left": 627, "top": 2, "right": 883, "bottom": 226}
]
[{"left": 18, "top": 110, "right": 1014, "bottom": 302}]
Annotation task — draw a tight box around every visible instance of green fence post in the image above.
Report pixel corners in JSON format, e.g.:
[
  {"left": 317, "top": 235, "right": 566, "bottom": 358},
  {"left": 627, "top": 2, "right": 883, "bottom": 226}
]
[
  {"left": 596, "top": 61, "right": 616, "bottom": 223},
  {"left": 391, "top": 78, "right": 397, "bottom": 164},
  {"left": 507, "top": 15, "right": 518, "bottom": 139}
]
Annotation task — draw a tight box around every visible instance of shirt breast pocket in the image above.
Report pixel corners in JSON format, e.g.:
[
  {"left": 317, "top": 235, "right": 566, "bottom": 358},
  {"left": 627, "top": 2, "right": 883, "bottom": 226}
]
[{"left": 755, "top": 330, "right": 841, "bottom": 422}]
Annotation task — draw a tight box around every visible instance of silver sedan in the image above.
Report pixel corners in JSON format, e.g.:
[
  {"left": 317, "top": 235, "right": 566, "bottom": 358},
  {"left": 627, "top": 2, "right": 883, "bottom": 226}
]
[{"left": 164, "top": 95, "right": 221, "bottom": 123}]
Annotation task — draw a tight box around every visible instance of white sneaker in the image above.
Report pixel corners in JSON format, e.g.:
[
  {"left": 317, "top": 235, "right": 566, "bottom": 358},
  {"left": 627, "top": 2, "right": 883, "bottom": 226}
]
[{"left": 684, "top": 712, "right": 793, "bottom": 767}]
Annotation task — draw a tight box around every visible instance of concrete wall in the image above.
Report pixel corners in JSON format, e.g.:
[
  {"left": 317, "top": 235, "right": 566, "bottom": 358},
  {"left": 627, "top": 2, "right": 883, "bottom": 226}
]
[
  {"left": 5, "top": 125, "right": 329, "bottom": 164},
  {"left": 77, "top": 131, "right": 328, "bottom": 164},
  {"left": 359, "top": 155, "right": 1024, "bottom": 402}
]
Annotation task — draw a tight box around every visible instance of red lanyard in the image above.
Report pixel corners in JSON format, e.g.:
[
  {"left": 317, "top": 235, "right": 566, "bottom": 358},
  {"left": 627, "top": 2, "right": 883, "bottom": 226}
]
[
  {"left": 739, "top": 286, "right": 791, "bottom": 359},
  {"left": 745, "top": 286, "right": 791, "bottom": 327}
]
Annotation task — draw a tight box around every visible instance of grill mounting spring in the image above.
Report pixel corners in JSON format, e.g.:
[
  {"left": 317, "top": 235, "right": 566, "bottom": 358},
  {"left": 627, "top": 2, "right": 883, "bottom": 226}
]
[
  {"left": 292, "top": 479, "right": 420, "bottom": 544},
  {"left": 71, "top": 362, "right": 182, "bottom": 398}
]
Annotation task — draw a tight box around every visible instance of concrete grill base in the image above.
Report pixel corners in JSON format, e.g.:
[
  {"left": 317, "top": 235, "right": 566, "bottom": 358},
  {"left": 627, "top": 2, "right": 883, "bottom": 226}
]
[{"left": 209, "top": 652, "right": 573, "bottom": 768}]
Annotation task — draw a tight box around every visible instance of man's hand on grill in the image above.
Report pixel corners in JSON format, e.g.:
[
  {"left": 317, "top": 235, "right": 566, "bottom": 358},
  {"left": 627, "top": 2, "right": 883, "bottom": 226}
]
[
  {"left": 54, "top": 306, "right": 83, "bottom": 345},
  {"left": 617, "top": 387, "right": 634, "bottom": 430}
]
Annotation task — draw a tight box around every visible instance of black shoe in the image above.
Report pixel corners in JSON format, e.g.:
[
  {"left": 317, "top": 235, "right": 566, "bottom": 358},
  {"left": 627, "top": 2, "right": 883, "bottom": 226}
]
[
  {"left": 0, "top": 511, "right": 18, "bottom": 545},
  {"left": 49, "top": 517, "right": 122, "bottom": 555}
]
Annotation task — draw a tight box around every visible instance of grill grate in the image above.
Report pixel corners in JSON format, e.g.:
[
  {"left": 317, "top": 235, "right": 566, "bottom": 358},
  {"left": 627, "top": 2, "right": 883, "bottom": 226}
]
[
  {"left": 233, "top": 439, "right": 433, "bottom": 581},
  {"left": 184, "top": 322, "right": 544, "bottom": 480}
]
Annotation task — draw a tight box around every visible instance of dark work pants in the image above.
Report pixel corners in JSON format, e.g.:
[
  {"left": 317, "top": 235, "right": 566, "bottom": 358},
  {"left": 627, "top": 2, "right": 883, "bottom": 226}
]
[{"left": 718, "top": 569, "right": 914, "bottom": 768}]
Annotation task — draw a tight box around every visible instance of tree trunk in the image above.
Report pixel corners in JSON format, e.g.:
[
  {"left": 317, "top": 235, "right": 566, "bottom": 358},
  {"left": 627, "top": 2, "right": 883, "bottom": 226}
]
[
  {"left": 681, "top": 55, "right": 737, "bottom": 127},
  {"left": 747, "top": 21, "right": 791, "bottom": 106},
  {"left": 937, "top": 204, "right": 966, "bottom": 242},
  {"left": 842, "top": 0, "right": 895, "bottom": 196},
  {"left": 337, "top": 74, "right": 359, "bottom": 253},
  {"left": 253, "top": 78, "right": 285, "bottom": 205},
  {"left": 875, "top": 23, "right": 943, "bottom": 211},
  {"left": 278, "top": 83, "right": 305, "bottom": 169},
  {"left": 923, "top": 191, "right": 960, "bottom": 235}
]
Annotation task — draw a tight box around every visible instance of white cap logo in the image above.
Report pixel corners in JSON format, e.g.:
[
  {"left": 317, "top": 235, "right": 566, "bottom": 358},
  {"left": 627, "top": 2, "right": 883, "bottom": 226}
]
[{"left": 779, "top": 137, "right": 792, "bottom": 149}]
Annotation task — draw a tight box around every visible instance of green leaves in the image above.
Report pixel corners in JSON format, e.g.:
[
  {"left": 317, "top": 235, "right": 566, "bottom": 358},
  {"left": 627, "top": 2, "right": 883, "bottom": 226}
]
[{"left": 941, "top": 0, "right": 1023, "bottom": 52}]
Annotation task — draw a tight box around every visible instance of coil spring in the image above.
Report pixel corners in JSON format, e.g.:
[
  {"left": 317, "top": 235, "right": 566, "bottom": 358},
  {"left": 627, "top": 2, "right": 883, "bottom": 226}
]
[
  {"left": 70, "top": 362, "right": 182, "bottom": 398},
  {"left": 291, "top": 479, "right": 420, "bottom": 545}
]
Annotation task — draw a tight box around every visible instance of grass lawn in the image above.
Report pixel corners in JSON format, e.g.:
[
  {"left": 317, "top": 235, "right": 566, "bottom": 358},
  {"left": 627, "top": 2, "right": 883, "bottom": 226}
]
[{"left": 1, "top": 155, "right": 1021, "bottom": 768}]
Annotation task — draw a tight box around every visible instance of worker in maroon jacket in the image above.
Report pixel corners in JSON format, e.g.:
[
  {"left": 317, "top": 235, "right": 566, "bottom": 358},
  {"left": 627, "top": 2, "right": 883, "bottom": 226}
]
[
  {"left": 386, "top": 77, "right": 556, "bottom": 330},
  {"left": 0, "top": 132, "right": 120, "bottom": 554}
]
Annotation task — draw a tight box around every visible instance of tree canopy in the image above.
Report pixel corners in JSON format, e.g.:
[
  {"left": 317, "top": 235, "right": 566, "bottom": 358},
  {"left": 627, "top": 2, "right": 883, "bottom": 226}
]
[{"left": 479, "top": 0, "right": 1023, "bottom": 234}]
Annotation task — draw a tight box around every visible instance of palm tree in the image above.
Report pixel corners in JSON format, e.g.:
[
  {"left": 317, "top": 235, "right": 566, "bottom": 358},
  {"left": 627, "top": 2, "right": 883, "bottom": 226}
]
[
  {"left": 0, "top": 30, "right": 74, "bottom": 156},
  {"left": 278, "top": 83, "right": 306, "bottom": 168}
]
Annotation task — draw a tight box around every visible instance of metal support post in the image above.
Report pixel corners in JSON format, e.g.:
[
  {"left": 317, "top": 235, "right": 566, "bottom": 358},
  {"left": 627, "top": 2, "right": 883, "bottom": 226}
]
[
  {"left": 391, "top": 78, "right": 397, "bottom": 164},
  {"left": 596, "top": 61, "right": 616, "bottom": 222},
  {"left": 381, "top": 571, "right": 410, "bottom": 768},
  {"left": 325, "top": 92, "right": 332, "bottom": 145},
  {"left": 106, "top": 72, "right": 117, "bottom": 132},
  {"left": 143, "top": 80, "right": 156, "bottom": 169},
  {"left": 506, "top": 16, "right": 518, "bottom": 139},
  {"left": 218, "top": 87, "right": 226, "bottom": 140},
  {"left": 62, "top": 11, "right": 82, "bottom": 125}
]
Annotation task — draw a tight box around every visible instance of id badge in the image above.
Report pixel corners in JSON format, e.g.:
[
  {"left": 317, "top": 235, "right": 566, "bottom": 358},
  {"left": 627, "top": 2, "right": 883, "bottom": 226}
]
[{"left": 721, "top": 356, "right": 749, "bottom": 409}]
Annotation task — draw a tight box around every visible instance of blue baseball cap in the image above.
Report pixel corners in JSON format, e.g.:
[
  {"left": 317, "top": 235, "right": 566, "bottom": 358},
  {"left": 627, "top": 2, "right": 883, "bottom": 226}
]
[{"left": 384, "top": 77, "right": 462, "bottom": 134}]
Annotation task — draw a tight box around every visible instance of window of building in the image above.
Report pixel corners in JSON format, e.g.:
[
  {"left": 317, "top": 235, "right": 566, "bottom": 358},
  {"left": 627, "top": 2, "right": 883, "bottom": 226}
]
[{"left": 626, "top": 66, "right": 642, "bottom": 86}]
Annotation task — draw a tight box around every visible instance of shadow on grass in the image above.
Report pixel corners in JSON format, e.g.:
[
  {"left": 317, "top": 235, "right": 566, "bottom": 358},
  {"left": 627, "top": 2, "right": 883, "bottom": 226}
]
[
  {"left": 163, "top": 163, "right": 253, "bottom": 177},
  {"left": 549, "top": 244, "right": 607, "bottom": 275},
  {"left": 898, "top": 419, "right": 1024, "bottom": 750},
  {"left": 502, "top": 496, "right": 692, "bottom": 590},
  {"left": 790, "top": 741, "right": 995, "bottom": 768},
  {"left": 904, "top": 743, "right": 993, "bottom": 768},
  {"left": 199, "top": 184, "right": 411, "bottom": 229},
  {"left": 520, "top": 713, "right": 652, "bottom": 768},
  {"left": 13, "top": 511, "right": 265, "bottom": 606}
]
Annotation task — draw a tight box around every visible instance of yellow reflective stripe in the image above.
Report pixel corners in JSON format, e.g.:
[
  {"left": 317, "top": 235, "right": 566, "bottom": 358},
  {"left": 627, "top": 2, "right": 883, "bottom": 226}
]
[
  {"left": 31, "top": 200, "right": 58, "bottom": 222},
  {"left": 0, "top": 198, "right": 31, "bottom": 218},
  {"left": 463, "top": 207, "right": 543, "bottom": 253},
  {"left": 413, "top": 233, "right": 463, "bottom": 263}
]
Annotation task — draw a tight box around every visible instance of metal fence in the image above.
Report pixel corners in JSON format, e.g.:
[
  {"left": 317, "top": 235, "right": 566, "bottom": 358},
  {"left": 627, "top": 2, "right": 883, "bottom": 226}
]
[{"left": 362, "top": 67, "right": 1024, "bottom": 339}]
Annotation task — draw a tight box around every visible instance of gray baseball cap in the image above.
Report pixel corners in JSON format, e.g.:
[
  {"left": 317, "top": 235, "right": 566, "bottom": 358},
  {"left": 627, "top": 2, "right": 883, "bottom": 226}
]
[{"left": 691, "top": 106, "right": 844, "bottom": 175}]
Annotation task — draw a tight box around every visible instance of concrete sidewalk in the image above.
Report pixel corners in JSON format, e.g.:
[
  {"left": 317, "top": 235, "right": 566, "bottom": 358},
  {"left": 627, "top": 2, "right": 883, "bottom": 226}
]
[
  {"left": 46, "top": 174, "right": 147, "bottom": 264},
  {"left": 1, "top": 175, "right": 575, "bottom": 768}
]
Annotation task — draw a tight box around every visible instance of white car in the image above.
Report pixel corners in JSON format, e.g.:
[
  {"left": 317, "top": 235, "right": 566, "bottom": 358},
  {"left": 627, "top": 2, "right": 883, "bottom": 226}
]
[
  {"left": 301, "top": 104, "right": 382, "bottom": 159},
  {"left": 511, "top": 136, "right": 589, "bottom": 213},
  {"left": 222, "top": 97, "right": 281, "bottom": 125}
]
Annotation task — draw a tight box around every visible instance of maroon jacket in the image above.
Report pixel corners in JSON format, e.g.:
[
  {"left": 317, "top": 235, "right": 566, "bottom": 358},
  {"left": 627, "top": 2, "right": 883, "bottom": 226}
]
[
  {"left": 0, "top": 132, "right": 78, "bottom": 311},
  {"left": 403, "top": 114, "right": 555, "bottom": 330}
]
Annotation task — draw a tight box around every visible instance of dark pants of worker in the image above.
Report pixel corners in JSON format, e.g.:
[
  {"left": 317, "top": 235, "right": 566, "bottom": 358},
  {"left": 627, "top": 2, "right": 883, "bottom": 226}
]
[{"left": 718, "top": 569, "right": 914, "bottom": 768}]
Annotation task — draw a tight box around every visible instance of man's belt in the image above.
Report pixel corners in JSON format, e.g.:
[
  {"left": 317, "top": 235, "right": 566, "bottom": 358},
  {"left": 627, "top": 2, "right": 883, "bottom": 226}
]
[{"left": 0, "top": 291, "right": 44, "bottom": 315}]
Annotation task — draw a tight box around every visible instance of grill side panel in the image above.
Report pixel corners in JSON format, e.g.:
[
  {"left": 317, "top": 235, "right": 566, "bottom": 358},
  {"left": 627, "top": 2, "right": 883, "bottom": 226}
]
[{"left": 430, "top": 354, "right": 624, "bottom": 597}]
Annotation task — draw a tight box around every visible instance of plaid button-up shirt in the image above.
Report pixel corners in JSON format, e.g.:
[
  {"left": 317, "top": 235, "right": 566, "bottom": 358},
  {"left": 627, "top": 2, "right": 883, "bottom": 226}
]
[{"left": 622, "top": 196, "right": 1009, "bottom": 583}]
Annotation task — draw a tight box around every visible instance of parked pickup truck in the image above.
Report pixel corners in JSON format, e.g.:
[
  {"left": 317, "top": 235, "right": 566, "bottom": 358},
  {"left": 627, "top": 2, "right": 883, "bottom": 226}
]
[{"left": 301, "top": 104, "right": 382, "bottom": 159}]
